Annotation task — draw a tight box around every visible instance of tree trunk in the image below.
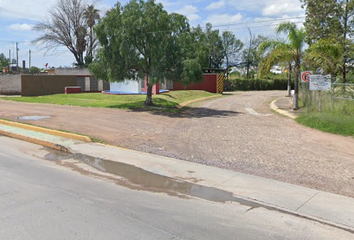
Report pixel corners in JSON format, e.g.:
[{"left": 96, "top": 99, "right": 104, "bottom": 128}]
[
  {"left": 144, "top": 83, "right": 153, "bottom": 106},
  {"left": 246, "top": 62, "right": 250, "bottom": 79},
  {"left": 287, "top": 64, "right": 292, "bottom": 96},
  {"left": 342, "top": 0, "right": 348, "bottom": 83},
  {"left": 293, "top": 64, "right": 299, "bottom": 110},
  {"left": 226, "top": 56, "right": 229, "bottom": 80}
]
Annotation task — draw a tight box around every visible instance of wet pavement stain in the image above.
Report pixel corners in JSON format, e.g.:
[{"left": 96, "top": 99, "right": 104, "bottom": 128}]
[
  {"left": 16, "top": 116, "right": 51, "bottom": 121},
  {"left": 44, "top": 150, "right": 261, "bottom": 208}
]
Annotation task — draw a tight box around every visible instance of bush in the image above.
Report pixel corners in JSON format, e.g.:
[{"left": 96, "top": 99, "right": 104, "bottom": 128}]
[
  {"left": 224, "top": 78, "right": 291, "bottom": 91},
  {"left": 29, "top": 66, "right": 40, "bottom": 74}
]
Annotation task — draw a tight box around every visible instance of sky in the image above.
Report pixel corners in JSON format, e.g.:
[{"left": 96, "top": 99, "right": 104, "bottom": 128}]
[{"left": 0, "top": 0, "right": 305, "bottom": 68}]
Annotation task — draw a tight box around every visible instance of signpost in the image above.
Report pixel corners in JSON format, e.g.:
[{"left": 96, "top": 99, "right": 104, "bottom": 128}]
[
  {"left": 309, "top": 75, "right": 331, "bottom": 91},
  {"left": 301, "top": 71, "right": 312, "bottom": 83},
  {"left": 310, "top": 74, "right": 331, "bottom": 112},
  {"left": 301, "top": 71, "right": 312, "bottom": 108}
]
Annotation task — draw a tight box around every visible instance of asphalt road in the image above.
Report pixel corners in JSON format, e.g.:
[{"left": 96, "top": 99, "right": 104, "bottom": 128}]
[{"left": 0, "top": 136, "right": 353, "bottom": 240}]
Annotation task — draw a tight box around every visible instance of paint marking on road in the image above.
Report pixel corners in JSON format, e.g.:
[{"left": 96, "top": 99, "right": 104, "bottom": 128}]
[{"left": 245, "top": 108, "right": 272, "bottom": 116}]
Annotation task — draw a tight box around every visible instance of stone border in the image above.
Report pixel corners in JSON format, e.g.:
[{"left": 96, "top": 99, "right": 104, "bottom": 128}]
[{"left": 0, "top": 119, "right": 91, "bottom": 142}]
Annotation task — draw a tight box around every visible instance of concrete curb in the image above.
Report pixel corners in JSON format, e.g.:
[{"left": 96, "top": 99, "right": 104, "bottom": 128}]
[
  {"left": 177, "top": 95, "right": 221, "bottom": 109},
  {"left": 0, "top": 119, "right": 91, "bottom": 142},
  {"left": 269, "top": 99, "right": 297, "bottom": 119},
  {"left": 0, "top": 129, "right": 71, "bottom": 153}
]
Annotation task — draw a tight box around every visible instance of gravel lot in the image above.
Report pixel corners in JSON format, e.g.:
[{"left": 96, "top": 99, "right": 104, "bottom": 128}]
[{"left": 1, "top": 90, "right": 354, "bottom": 197}]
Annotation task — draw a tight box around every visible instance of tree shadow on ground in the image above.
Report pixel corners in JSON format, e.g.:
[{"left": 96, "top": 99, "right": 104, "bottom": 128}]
[
  {"left": 127, "top": 106, "right": 242, "bottom": 119},
  {"left": 107, "top": 98, "right": 241, "bottom": 119}
]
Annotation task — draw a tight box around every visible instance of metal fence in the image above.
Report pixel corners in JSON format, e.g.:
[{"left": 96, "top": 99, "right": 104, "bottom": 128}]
[{"left": 331, "top": 79, "right": 354, "bottom": 101}]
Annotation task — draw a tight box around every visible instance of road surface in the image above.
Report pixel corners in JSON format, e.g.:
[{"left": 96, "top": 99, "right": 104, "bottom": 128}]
[{"left": 0, "top": 136, "right": 353, "bottom": 240}]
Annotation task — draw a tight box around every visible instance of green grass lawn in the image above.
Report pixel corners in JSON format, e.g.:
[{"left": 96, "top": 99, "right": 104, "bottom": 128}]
[
  {"left": 296, "top": 96, "right": 354, "bottom": 137},
  {"left": 296, "top": 113, "right": 354, "bottom": 137},
  {"left": 0, "top": 90, "right": 219, "bottom": 112}
]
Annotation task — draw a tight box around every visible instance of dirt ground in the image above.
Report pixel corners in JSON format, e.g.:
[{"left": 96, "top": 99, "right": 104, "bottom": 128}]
[{"left": 1, "top": 91, "right": 354, "bottom": 198}]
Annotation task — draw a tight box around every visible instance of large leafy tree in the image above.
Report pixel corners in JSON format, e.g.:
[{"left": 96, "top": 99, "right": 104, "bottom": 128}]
[
  {"left": 259, "top": 22, "right": 306, "bottom": 109},
  {"left": 0, "top": 53, "right": 9, "bottom": 69},
  {"left": 301, "top": 0, "right": 354, "bottom": 82},
  {"left": 33, "top": 0, "right": 99, "bottom": 67},
  {"left": 205, "top": 23, "right": 224, "bottom": 68},
  {"left": 221, "top": 31, "right": 244, "bottom": 80},
  {"left": 300, "top": 0, "right": 342, "bottom": 44},
  {"left": 89, "top": 0, "right": 204, "bottom": 106}
]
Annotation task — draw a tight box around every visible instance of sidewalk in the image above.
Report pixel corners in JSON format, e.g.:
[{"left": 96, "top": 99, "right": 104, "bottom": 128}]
[
  {"left": 270, "top": 96, "right": 303, "bottom": 119},
  {"left": 0, "top": 117, "right": 353, "bottom": 233}
]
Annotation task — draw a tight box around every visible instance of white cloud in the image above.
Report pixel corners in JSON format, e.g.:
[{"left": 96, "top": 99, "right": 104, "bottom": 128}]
[
  {"left": 227, "top": 0, "right": 303, "bottom": 17},
  {"left": 8, "top": 23, "right": 33, "bottom": 31},
  {"left": 205, "top": 13, "right": 242, "bottom": 26},
  {"left": 175, "top": 5, "right": 200, "bottom": 21},
  {"left": 0, "top": 0, "right": 57, "bottom": 21},
  {"left": 206, "top": 0, "right": 225, "bottom": 11},
  {"left": 263, "top": 3, "right": 303, "bottom": 16}
]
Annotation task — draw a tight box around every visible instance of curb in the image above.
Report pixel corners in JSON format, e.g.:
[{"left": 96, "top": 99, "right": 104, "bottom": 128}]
[
  {"left": 269, "top": 99, "right": 297, "bottom": 119},
  {"left": 0, "top": 129, "right": 71, "bottom": 153},
  {"left": 177, "top": 95, "right": 221, "bottom": 109},
  {"left": 0, "top": 119, "right": 91, "bottom": 142}
]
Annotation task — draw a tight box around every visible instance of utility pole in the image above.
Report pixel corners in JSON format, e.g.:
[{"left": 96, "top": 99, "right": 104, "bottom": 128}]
[
  {"left": 29, "top": 50, "right": 31, "bottom": 69},
  {"left": 8, "top": 49, "right": 11, "bottom": 71},
  {"left": 16, "top": 42, "right": 19, "bottom": 72}
]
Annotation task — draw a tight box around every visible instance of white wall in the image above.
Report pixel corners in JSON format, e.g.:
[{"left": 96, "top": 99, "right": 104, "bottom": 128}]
[{"left": 110, "top": 80, "right": 141, "bottom": 93}]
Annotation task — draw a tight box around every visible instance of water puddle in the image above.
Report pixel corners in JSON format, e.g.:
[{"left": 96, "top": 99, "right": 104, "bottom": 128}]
[
  {"left": 44, "top": 151, "right": 261, "bottom": 207},
  {"left": 17, "top": 116, "right": 51, "bottom": 121}
]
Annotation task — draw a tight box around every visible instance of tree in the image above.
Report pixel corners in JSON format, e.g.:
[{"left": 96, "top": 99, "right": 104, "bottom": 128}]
[
  {"left": 0, "top": 53, "right": 9, "bottom": 69},
  {"left": 304, "top": 39, "right": 342, "bottom": 76},
  {"left": 83, "top": 4, "right": 100, "bottom": 65},
  {"left": 205, "top": 23, "right": 224, "bottom": 68},
  {"left": 300, "top": 0, "right": 342, "bottom": 45},
  {"left": 89, "top": 0, "right": 204, "bottom": 106},
  {"left": 242, "top": 29, "right": 265, "bottom": 79},
  {"left": 273, "top": 22, "right": 306, "bottom": 109},
  {"left": 259, "top": 38, "right": 294, "bottom": 96},
  {"left": 221, "top": 31, "right": 244, "bottom": 80},
  {"left": 32, "top": 0, "right": 99, "bottom": 67},
  {"left": 301, "top": 0, "right": 354, "bottom": 82}
]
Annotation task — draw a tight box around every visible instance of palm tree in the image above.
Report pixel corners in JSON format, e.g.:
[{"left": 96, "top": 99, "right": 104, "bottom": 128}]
[
  {"left": 83, "top": 5, "right": 100, "bottom": 64},
  {"left": 304, "top": 38, "right": 342, "bottom": 77},
  {"left": 259, "top": 38, "right": 293, "bottom": 96},
  {"left": 259, "top": 22, "right": 306, "bottom": 109}
]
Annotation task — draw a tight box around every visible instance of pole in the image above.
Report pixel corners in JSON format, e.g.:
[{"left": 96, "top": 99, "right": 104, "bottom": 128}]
[
  {"left": 318, "top": 91, "right": 322, "bottom": 112},
  {"left": 302, "top": 82, "right": 305, "bottom": 107},
  {"left": 306, "top": 82, "right": 309, "bottom": 112},
  {"left": 8, "top": 49, "right": 11, "bottom": 71},
  {"left": 29, "top": 50, "right": 31, "bottom": 69},
  {"left": 16, "top": 42, "right": 18, "bottom": 71}
]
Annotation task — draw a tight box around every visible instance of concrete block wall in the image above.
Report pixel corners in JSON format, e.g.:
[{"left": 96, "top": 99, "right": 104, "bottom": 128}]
[{"left": 0, "top": 74, "right": 21, "bottom": 94}]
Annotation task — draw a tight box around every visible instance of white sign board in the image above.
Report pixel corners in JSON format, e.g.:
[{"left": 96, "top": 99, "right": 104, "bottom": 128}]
[
  {"left": 309, "top": 75, "right": 331, "bottom": 91},
  {"left": 301, "top": 71, "right": 312, "bottom": 82}
]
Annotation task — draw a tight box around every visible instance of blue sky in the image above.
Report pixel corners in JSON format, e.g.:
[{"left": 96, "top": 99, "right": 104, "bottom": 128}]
[{"left": 0, "top": 0, "right": 305, "bottom": 68}]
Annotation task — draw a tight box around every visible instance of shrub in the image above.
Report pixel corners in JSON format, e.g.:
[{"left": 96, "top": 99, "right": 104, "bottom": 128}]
[{"left": 224, "top": 78, "right": 291, "bottom": 91}]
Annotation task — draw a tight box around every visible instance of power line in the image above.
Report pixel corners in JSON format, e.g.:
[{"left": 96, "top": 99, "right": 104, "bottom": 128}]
[
  {"left": 144, "top": 16, "right": 305, "bottom": 35},
  {"left": 211, "top": 16, "right": 305, "bottom": 28},
  {"left": 219, "top": 21, "right": 305, "bottom": 31}
]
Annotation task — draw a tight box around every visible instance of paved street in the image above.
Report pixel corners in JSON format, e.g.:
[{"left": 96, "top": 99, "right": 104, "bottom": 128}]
[{"left": 1, "top": 136, "right": 353, "bottom": 240}]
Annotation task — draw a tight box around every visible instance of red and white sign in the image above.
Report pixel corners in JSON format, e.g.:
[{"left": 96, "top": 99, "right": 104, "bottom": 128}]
[{"left": 301, "top": 71, "right": 312, "bottom": 82}]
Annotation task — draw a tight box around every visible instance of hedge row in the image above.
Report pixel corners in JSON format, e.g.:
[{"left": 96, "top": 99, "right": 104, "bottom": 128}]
[{"left": 224, "top": 79, "right": 293, "bottom": 91}]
